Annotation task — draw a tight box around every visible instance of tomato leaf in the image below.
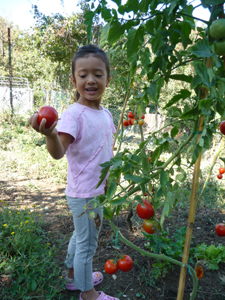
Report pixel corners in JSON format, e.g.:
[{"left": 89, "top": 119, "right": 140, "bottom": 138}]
[
  {"left": 106, "top": 182, "right": 117, "bottom": 200},
  {"left": 160, "top": 191, "right": 173, "bottom": 228},
  {"left": 124, "top": 174, "right": 144, "bottom": 184},
  {"left": 103, "top": 206, "right": 113, "bottom": 220},
  {"left": 164, "top": 89, "right": 191, "bottom": 109},
  {"left": 110, "top": 197, "right": 127, "bottom": 205}
]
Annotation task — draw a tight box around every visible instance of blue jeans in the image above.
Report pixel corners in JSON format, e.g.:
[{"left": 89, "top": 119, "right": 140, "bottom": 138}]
[{"left": 65, "top": 196, "right": 103, "bottom": 291}]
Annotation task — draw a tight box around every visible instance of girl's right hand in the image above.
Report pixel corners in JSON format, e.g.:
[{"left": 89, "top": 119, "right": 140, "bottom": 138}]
[{"left": 29, "top": 113, "right": 58, "bottom": 138}]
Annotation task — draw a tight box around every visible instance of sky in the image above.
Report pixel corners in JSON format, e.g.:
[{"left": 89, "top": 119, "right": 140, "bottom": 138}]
[{"left": 0, "top": 0, "right": 210, "bottom": 30}]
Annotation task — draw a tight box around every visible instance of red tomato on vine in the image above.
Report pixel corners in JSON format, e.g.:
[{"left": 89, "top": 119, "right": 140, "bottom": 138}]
[
  {"left": 104, "top": 259, "right": 118, "bottom": 274},
  {"left": 216, "top": 223, "right": 225, "bottom": 237},
  {"left": 118, "top": 255, "right": 133, "bottom": 272},
  {"left": 136, "top": 199, "right": 154, "bottom": 219},
  {"left": 127, "top": 111, "right": 135, "bottom": 119},
  {"left": 220, "top": 121, "right": 225, "bottom": 135},
  {"left": 219, "top": 167, "right": 225, "bottom": 175},
  {"left": 123, "top": 120, "right": 129, "bottom": 127},
  {"left": 143, "top": 219, "right": 158, "bottom": 234},
  {"left": 217, "top": 174, "right": 223, "bottom": 179}
]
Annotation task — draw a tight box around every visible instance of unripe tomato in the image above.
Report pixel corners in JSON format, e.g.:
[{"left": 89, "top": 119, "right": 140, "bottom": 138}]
[
  {"left": 123, "top": 120, "right": 129, "bottom": 127},
  {"left": 217, "top": 174, "right": 223, "bottom": 179},
  {"left": 219, "top": 168, "right": 225, "bottom": 175},
  {"left": 104, "top": 259, "right": 118, "bottom": 274},
  {"left": 216, "top": 223, "right": 225, "bottom": 237},
  {"left": 127, "top": 111, "right": 135, "bottom": 119},
  {"left": 136, "top": 199, "right": 154, "bottom": 219},
  {"left": 118, "top": 255, "right": 133, "bottom": 272},
  {"left": 132, "top": 119, "right": 138, "bottom": 125},
  {"left": 220, "top": 121, "right": 225, "bottom": 135},
  {"left": 138, "top": 119, "right": 145, "bottom": 126},
  {"left": 214, "top": 39, "right": 225, "bottom": 56},
  {"left": 209, "top": 19, "right": 225, "bottom": 40},
  {"left": 37, "top": 106, "right": 58, "bottom": 129},
  {"left": 143, "top": 219, "right": 157, "bottom": 234}
]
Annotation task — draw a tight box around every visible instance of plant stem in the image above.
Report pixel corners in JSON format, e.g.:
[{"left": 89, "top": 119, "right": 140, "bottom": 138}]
[{"left": 109, "top": 220, "right": 198, "bottom": 300}]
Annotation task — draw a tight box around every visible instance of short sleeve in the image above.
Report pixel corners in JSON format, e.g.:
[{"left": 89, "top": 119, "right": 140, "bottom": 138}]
[{"left": 57, "top": 110, "right": 79, "bottom": 140}]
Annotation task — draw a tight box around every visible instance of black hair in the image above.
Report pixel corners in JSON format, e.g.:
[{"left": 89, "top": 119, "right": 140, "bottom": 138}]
[{"left": 72, "top": 44, "right": 111, "bottom": 101}]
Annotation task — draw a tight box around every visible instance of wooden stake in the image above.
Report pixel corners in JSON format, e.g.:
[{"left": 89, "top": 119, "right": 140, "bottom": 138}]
[{"left": 177, "top": 57, "right": 212, "bottom": 300}]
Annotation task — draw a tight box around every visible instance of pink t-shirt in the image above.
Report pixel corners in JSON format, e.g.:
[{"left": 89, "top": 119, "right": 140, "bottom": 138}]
[{"left": 57, "top": 103, "right": 116, "bottom": 198}]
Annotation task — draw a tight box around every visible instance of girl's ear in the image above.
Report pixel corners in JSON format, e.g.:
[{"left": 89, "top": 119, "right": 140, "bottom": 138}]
[
  {"left": 71, "top": 76, "right": 76, "bottom": 87},
  {"left": 106, "top": 76, "right": 111, "bottom": 87}
]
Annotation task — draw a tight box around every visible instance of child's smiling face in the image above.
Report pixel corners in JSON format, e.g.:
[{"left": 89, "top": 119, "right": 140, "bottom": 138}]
[{"left": 73, "top": 54, "right": 110, "bottom": 109}]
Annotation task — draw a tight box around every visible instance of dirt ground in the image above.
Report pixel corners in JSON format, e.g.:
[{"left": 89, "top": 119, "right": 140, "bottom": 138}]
[{"left": 1, "top": 171, "right": 225, "bottom": 300}]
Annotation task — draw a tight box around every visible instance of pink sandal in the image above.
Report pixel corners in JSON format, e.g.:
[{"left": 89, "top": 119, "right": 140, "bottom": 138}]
[
  {"left": 65, "top": 271, "right": 103, "bottom": 291},
  {"left": 79, "top": 291, "right": 119, "bottom": 300}
]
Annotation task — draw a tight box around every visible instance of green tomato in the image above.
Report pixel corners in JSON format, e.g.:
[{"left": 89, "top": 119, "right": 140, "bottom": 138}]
[
  {"left": 214, "top": 39, "right": 225, "bottom": 56},
  {"left": 210, "top": 19, "right": 225, "bottom": 40}
]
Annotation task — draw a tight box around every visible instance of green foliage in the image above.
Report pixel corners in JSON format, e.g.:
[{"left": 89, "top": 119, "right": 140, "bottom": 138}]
[
  {"left": 144, "top": 226, "right": 196, "bottom": 279},
  {"left": 0, "top": 202, "right": 64, "bottom": 299},
  {"left": 195, "top": 243, "right": 225, "bottom": 270}
]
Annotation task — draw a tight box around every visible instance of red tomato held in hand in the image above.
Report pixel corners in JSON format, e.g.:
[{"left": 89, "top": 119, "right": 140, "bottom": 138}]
[
  {"left": 136, "top": 199, "right": 154, "bottom": 219},
  {"left": 217, "top": 174, "right": 223, "bottom": 179},
  {"left": 118, "top": 255, "right": 133, "bottom": 272},
  {"left": 37, "top": 106, "right": 58, "bottom": 129},
  {"left": 216, "top": 223, "right": 225, "bottom": 237},
  {"left": 220, "top": 121, "right": 225, "bottom": 135},
  {"left": 104, "top": 259, "right": 118, "bottom": 274},
  {"left": 219, "top": 168, "right": 225, "bottom": 175},
  {"left": 143, "top": 219, "right": 157, "bottom": 234},
  {"left": 123, "top": 120, "right": 129, "bottom": 127},
  {"left": 128, "top": 111, "right": 135, "bottom": 119}
]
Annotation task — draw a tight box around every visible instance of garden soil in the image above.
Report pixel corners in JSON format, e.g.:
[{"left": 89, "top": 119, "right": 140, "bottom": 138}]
[{"left": 1, "top": 173, "right": 225, "bottom": 300}]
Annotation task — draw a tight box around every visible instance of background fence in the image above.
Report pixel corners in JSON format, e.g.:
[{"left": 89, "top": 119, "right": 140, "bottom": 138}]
[{"left": 0, "top": 76, "right": 33, "bottom": 114}]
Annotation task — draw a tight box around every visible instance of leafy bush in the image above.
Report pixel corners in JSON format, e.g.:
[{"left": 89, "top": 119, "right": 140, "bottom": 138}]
[{"left": 0, "top": 201, "right": 64, "bottom": 299}]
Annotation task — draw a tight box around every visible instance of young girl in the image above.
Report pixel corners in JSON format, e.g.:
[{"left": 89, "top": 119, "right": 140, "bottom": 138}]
[{"left": 29, "top": 44, "right": 119, "bottom": 300}]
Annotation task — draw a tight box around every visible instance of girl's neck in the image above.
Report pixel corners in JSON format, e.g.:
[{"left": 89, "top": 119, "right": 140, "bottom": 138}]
[{"left": 77, "top": 98, "right": 102, "bottom": 110}]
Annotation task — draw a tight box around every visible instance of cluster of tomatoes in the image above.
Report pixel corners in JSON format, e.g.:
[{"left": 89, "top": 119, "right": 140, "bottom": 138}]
[
  {"left": 123, "top": 111, "right": 145, "bottom": 127},
  {"left": 104, "top": 255, "right": 133, "bottom": 274},
  {"left": 136, "top": 197, "right": 157, "bottom": 234},
  {"left": 217, "top": 167, "right": 225, "bottom": 179}
]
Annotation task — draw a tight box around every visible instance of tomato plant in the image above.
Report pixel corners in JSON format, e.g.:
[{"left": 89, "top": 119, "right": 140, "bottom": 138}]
[
  {"left": 136, "top": 199, "right": 154, "bottom": 219},
  {"left": 104, "top": 259, "right": 118, "bottom": 274},
  {"left": 220, "top": 121, "right": 225, "bottom": 135},
  {"left": 123, "top": 120, "right": 129, "bottom": 127},
  {"left": 37, "top": 106, "right": 58, "bottom": 129},
  {"left": 215, "top": 223, "right": 225, "bottom": 237},
  {"left": 217, "top": 174, "right": 223, "bottom": 179},
  {"left": 143, "top": 219, "right": 157, "bottom": 234},
  {"left": 118, "top": 255, "right": 133, "bottom": 272},
  {"left": 219, "top": 168, "right": 225, "bottom": 175},
  {"left": 127, "top": 111, "right": 135, "bottom": 119}
]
